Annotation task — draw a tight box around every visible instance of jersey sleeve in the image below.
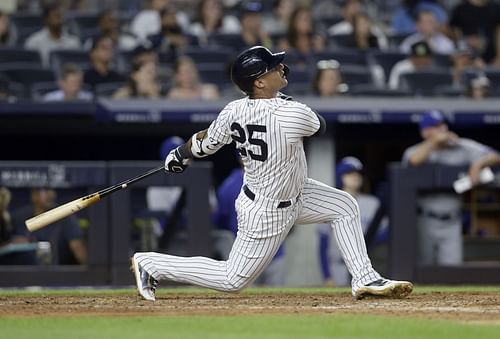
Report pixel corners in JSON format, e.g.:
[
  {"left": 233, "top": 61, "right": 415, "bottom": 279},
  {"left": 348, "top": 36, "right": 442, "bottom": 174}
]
[
  {"left": 274, "top": 101, "right": 321, "bottom": 144},
  {"left": 461, "top": 138, "right": 497, "bottom": 163},
  {"left": 206, "top": 103, "right": 234, "bottom": 145}
]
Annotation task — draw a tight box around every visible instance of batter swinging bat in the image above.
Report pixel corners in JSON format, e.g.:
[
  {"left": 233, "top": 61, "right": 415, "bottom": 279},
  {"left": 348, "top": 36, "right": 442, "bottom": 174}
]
[{"left": 25, "top": 166, "right": 165, "bottom": 232}]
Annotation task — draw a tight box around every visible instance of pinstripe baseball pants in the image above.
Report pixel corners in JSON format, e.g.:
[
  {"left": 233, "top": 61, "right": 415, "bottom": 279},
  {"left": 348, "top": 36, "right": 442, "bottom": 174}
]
[{"left": 135, "top": 178, "right": 381, "bottom": 294}]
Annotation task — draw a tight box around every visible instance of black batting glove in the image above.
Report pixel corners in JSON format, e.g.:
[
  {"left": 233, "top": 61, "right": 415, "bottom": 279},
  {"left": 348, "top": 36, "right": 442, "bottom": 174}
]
[{"left": 164, "top": 147, "right": 190, "bottom": 173}]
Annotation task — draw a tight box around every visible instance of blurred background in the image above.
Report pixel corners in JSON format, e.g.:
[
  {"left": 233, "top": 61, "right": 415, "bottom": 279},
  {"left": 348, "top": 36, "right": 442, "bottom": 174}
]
[{"left": 0, "top": 0, "right": 499, "bottom": 288}]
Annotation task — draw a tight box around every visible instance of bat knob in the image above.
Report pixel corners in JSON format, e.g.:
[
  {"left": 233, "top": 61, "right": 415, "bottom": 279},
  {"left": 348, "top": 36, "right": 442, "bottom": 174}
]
[{"left": 121, "top": 184, "right": 127, "bottom": 188}]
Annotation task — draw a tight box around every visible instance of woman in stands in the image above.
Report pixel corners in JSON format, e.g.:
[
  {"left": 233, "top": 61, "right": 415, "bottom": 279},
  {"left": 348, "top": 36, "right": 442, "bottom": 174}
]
[
  {"left": 113, "top": 60, "right": 161, "bottom": 99},
  {"left": 166, "top": 56, "right": 219, "bottom": 100}
]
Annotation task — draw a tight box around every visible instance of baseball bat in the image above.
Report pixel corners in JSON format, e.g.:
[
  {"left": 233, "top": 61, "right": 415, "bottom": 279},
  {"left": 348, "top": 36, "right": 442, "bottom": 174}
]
[{"left": 25, "top": 165, "right": 165, "bottom": 232}]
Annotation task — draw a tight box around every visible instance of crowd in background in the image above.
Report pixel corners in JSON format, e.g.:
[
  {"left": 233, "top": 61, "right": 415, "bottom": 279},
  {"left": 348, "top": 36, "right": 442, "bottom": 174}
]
[{"left": 0, "top": 0, "right": 499, "bottom": 101}]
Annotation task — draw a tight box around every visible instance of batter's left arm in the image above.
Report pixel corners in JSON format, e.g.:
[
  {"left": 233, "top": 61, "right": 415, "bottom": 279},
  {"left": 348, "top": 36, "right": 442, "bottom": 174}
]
[{"left": 164, "top": 129, "right": 225, "bottom": 173}]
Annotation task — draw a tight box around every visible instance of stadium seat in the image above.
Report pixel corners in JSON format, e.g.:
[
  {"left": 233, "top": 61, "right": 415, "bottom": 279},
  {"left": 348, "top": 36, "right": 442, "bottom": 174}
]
[
  {"left": 368, "top": 50, "right": 407, "bottom": 80},
  {"left": 67, "top": 13, "right": 100, "bottom": 38},
  {"left": 95, "top": 82, "right": 126, "bottom": 97},
  {"left": 311, "top": 49, "right": 367, "bottom": 67},
  {"left": 340, "top": 65, "right": 374, "bottom": 87},
  {"left": 183, "top": 47, "right": 234, "bottom": 66},
  {"left": 197, "top": 63, "right": 231, "bottom": 89},
  {"left": 30, "top": 81, "right": 59, "bottom": 100},
  {"left": 433, "top": 53, "right": 452, "bottom": 68},
  {"left": 401, "top": 69, "right": 453, "bottom": 96},
  {"left": 50, "top": 50, "right": 91, "bottom": 76},
  {"left": 327, "top": 34, "right": 355, "bottom": 49},
  {"left": 10, "top": 13, "right": 44, "bottom": 44},
  {"left": 207, "top": 33, "right": 242, "bottom": 52},
  {"left": 387, "top": 32, "right": 410, "bottom": 49},
  {"left": 0, "top": 65, "right": 55, "bottom": 98},
  {"left": 0, "top": 47, "right": 42, "bottom": 67},
  {"left": 350, "top": 84, "right": 412, "bottom": 97}
]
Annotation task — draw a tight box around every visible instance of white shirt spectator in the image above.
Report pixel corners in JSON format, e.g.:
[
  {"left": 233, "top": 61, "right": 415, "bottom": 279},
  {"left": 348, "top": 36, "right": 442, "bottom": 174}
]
[
  {"left": 24, "top": 28, "right": 80, "bottom": 67},
  {"left": 43, "top": 89, "right": 93, "bottom": 101},
  {"left": 130, "top": 9, "right": 190, "bottom": 42},
  {"left": 400, "top": 33, "right": 455, "bottom": 55},
  {"left": 328, "top": 20, "right": 388, "bottom": 49},
  {"left": 188, "top": 16, "right": 241, "bottom": 37},
  {"left": 388, "top": 59, "right": 415, "bottom": 89}
]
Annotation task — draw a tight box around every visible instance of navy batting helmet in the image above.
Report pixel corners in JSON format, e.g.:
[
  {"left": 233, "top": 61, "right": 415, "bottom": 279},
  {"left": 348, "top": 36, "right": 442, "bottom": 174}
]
[{"left": 231, "top": 46, "right": 289, "bottom": 94}]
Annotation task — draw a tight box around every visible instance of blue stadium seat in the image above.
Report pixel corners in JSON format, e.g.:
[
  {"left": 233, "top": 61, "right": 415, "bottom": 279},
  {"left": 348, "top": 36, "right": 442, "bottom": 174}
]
[
  {"left": 183, "top": 47, "right": 234, "bottom": 66},
  {"left": 10, "top": 13, "right": 44, "bottom": 44},
  {"left": 368, "top": 50, "right": 407, "bottom": 80},
  {"left": 401, "top": 69, "right": 453, "bottom": 97},
  {"left": 67, "top": 13, "right": 100, "bottom": 38},
  {"left": 0, "top": 47, "right": 42, "bottom": 67},
  {"left": 311, "top": 49, "right": 367, "bottom": 67},
  {"left": 0, "top": 65, "right": 55, "bottom": 98},
  {"left": 350, "top": 84, "right": 412, "bottom": 97},
  {"left": 50, "top": 50, "right": 91, "bottom": 76},
  {"left": 340, "top": 65, "right": 374, "bottom": 87},
  {"left": 197, "top": 63, "right": 231, "bottom": 89},
  {"left": 30, "top": 81, "right": 59, "bottom": 100},
  {"left": 95, "top": 82, "right": 126, "bottom": 97}
]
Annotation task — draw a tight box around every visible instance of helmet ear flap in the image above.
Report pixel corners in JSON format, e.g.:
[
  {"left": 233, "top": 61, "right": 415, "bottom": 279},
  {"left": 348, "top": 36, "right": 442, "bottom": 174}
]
[{"left": 283, "top": 64, "right": 290, "bottom": 77}]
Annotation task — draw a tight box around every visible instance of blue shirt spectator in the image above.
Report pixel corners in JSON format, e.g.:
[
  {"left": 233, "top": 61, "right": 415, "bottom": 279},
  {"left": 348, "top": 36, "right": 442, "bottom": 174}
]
[{"left": 391, "top": 1, "right": 448, "bottom": 35}]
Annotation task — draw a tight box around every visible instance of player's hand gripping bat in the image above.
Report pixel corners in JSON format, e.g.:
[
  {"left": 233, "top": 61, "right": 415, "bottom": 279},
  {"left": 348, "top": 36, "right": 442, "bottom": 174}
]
[{"left": 25, "top": 166, "right": 165, "bottom": 232}]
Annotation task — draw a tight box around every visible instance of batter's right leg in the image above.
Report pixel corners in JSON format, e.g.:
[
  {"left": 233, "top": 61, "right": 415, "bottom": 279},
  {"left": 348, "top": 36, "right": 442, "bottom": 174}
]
[{"left": 296, "top": 178, "right": 412, "bottom": 299}]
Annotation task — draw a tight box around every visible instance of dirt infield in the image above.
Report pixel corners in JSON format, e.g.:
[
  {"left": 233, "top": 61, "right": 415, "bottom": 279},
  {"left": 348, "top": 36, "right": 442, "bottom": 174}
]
[{"left": 1, "top": 291, "right": 499, "bottom": 323}]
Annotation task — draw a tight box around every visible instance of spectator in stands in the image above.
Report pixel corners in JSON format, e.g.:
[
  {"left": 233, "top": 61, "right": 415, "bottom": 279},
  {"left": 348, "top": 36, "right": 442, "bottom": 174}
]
[
  {"left": 450, "top": 41, "right": 485, "bottom": 86},
  {"left": 231, "top": 1, "right": 272, "bottom": 52},
  {"left": 467, "top": 74, "right": 491, "bottom": 100},
  {"left": 400, "top": 10, "right": 455, "bottom": 55},
  {"left": 113, "top": 60, "right": 161, "bottom": 99},
  {"left": 388, "top": 40, "right": 433, "bottom": 89},
  {"left": 450, "top": 0, "right": 500, "bottom": 64},
  {"left": 391, "top": 0, "right": 448, "bottom": 35},
  {"left": 24, "top": 4, "right": 81, "bottom": 67},
  {"left": 279, "top": 6, "right": 325, "bottom": 57},
  {"left": 188, "top": 0, "right": 240, "bottom": 45},
  {"left": 131, "top": 0, "right": 190, "bottom": 42},
  {"left": 167, "top": 56, "right": 219, "bottom": 100},
  {"left": 328, "top": 0, "right": 387, "bottom": 49},
  {"left": 402, "top": 110, "right": 500, "bottom": 265},
  {"left": 149, "top": 7, "right": 191, "bottom": 54},
  {"left": 11, "top": 187, "right": 88, "bottom": 265},
  {"left": 43, "top": 63, "right": 93, "bottom": 101},
  {"left": 318, "top": 157, "right": 384, "bottom": 286},
  {"left": 84, "top": 35, "right": 125, "bottom": 91},
  {"left": 343, "top": 13, "right": 382, "bottom": 50},
  {"left": 312, "top": 59, "right": 349, "bottom": 97},
  {"left": 0, "top": 10, "right": 16, "bottom": 46},
  {"left": 262, "top": 0, "right": 296, "bottom": 35},
  {"left": 84, "top": 9, "right": 138, "bottom": 51}
]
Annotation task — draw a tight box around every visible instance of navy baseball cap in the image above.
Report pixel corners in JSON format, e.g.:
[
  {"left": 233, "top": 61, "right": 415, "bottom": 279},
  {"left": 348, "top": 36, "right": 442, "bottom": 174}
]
[
  {"left": 335, "top": 157, "right": 363, "bottom": 188},
  {"left": 419, "top": 110, "right": 446, "bottom": 130},
  {"left": 240, "top": 1, "right": 263, "bottom": 16}
]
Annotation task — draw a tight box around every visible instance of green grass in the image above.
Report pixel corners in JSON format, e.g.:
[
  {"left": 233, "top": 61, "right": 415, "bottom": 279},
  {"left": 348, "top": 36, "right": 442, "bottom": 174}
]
[{"left": 0, "top": 314, "right": 498, "bottom": 339}]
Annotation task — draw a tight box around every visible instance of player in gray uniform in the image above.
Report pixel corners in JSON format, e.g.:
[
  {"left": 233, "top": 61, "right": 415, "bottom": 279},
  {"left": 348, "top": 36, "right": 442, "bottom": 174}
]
[
  {"left": 402, "top": 110, "right": 499, "bottom": 265},
  {"left": 132, "top": 46, "right": 413, "bottom": 301}
]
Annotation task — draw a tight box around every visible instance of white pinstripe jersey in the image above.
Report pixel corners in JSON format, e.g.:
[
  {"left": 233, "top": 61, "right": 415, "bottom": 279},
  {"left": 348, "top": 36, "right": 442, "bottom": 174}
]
[{"left": 207, "top": 97, "right": 321, "bottom": 200}]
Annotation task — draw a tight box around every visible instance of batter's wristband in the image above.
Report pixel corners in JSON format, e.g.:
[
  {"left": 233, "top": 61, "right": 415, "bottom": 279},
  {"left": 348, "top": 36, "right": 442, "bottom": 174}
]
[{"left": 177, "top": 143, "right": 193, "bottom": 159}]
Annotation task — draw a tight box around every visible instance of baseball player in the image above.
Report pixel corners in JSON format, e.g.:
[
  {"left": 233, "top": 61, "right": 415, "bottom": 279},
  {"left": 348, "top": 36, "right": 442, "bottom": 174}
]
[
  {"left": 402, "top": 110, "right": 500, "bottom": 265},
  {"left": 132, "top": 46, "right": 413, "bottom": 300}
]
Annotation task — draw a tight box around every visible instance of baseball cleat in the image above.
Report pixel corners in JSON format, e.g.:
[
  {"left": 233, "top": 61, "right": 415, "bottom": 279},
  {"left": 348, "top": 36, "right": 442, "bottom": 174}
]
[
  {"left": 354, "top": 279, "right": 413, "bottom": 300},
  {"left": 131, "top": 253, "right": 158, "bottom": 301}
]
